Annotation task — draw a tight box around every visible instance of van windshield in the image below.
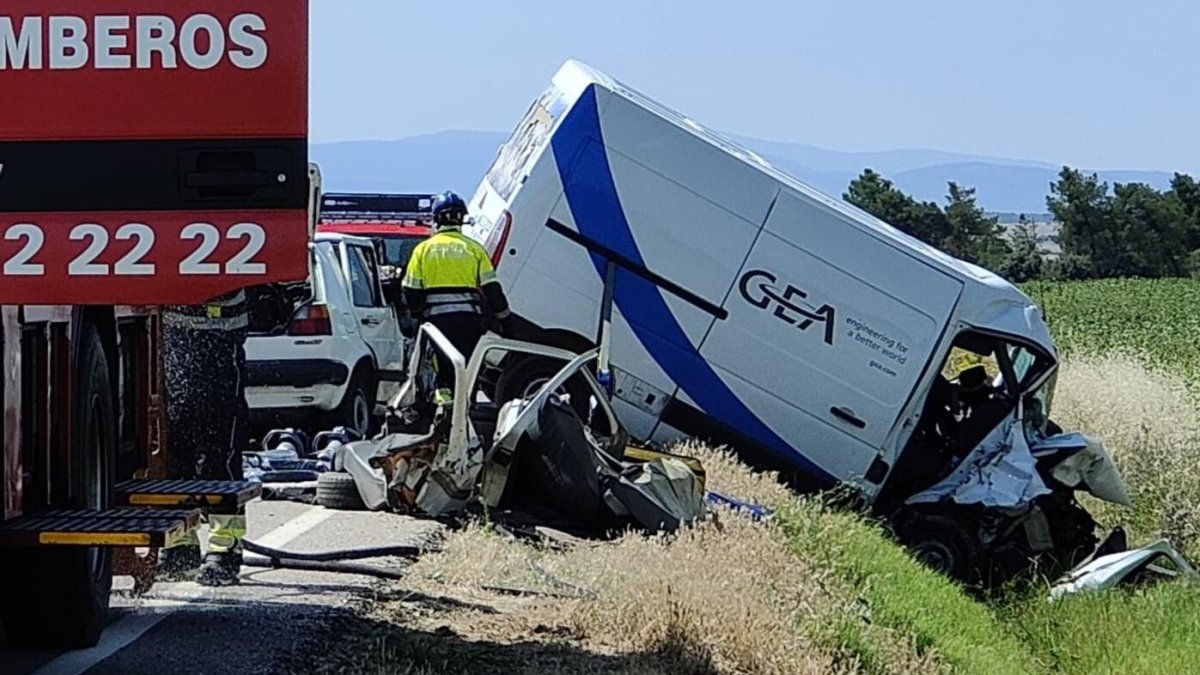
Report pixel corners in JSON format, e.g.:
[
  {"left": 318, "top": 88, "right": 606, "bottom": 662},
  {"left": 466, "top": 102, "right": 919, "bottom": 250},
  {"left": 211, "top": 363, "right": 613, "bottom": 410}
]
[
  {"left": 1006, "top": 344, "right": 1039, "bottom": 386},
  {"left": 484, "top": 85, "right": 567, "bottom": 203}
]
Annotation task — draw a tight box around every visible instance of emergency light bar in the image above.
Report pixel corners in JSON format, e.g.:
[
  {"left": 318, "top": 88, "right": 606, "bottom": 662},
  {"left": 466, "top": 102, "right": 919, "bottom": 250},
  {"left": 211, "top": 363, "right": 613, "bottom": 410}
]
[{"left": 319, "top": 192, "right": 435, "bottom": 223}]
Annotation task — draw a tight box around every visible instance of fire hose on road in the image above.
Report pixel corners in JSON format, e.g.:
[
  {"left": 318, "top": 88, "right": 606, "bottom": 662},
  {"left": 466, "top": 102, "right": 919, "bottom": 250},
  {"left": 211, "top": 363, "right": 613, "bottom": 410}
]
[{"left": 239, "top": 537, "right": 428, "bottom": 580}]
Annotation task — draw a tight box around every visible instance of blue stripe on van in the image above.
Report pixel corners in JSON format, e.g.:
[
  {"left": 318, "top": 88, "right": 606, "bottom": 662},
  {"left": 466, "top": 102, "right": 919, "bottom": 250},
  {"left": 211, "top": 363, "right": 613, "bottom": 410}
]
[{"left": 549, "top": 86, "right": 836, "bottom": 487}]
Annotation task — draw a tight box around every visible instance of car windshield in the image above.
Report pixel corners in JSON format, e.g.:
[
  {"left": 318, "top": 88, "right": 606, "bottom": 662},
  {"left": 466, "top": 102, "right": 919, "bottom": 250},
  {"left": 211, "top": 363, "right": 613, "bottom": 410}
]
[{"left": 940, "top": 332, "right": 1052, "bottom": 400}]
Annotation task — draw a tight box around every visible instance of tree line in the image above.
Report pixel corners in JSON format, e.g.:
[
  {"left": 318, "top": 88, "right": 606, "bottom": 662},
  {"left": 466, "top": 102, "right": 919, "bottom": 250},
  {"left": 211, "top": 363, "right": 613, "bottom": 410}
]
[{"left": 842, "top": 167, "right": 1200, "bottom": 283}]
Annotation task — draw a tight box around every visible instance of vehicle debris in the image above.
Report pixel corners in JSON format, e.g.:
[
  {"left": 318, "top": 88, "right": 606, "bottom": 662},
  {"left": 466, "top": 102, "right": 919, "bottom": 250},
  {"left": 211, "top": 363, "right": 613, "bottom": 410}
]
[
  {"left": 1050, "top": 537, "right": 1200, "bottom": 600},
  {"left": 244, "top": 426, "right": 362, "bottom": 503},
  {"left": 327, "top": 324, "right": 709, "bottom": 538},
  {"left": 906, "top": 411, "right": 1052, "bottom": 509}
]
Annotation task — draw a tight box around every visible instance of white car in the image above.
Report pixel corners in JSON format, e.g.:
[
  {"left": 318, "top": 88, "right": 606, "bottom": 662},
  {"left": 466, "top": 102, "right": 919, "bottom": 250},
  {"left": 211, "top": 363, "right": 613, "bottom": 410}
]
[{"left": 245, "top": 232, "right": 408, "bottom": 437}]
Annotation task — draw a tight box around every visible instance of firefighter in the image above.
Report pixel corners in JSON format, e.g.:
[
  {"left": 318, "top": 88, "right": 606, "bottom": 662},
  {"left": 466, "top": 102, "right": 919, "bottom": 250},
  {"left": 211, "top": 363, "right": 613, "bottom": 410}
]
[
  {"left": 156, "top": 289, "right": 251, "bottom": 587},
  {"left": 402, "top": 191, "right": 511, "bottom": 397}
]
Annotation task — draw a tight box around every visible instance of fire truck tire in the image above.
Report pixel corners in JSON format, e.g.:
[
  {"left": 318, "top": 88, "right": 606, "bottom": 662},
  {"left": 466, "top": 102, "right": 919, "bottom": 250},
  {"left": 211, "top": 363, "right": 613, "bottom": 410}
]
[{"left": 0, "top": 322, "right": 115, "bottom": 649}]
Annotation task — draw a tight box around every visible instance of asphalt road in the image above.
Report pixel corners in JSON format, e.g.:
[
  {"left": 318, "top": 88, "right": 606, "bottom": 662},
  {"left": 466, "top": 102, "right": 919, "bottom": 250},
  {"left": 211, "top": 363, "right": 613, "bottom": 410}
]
[{"left": 1, "top": 500, "right": 443, "bottom": 675}]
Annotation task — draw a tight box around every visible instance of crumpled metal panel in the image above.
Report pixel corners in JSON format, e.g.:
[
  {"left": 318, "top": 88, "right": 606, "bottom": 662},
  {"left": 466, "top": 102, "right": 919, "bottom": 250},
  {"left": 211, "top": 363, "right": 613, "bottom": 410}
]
[{"left": 906, "top": 412, "right": 1052, "bottom": 508}]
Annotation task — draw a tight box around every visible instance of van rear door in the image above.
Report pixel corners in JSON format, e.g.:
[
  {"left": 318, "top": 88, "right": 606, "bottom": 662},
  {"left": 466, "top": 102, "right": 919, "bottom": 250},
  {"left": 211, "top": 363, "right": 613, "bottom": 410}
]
[
  {"left": 0, "top": 2, "right": 309, "bottom": 305},
  {"left": 698, "top": 190, "right": 964, "bottom": 485}
]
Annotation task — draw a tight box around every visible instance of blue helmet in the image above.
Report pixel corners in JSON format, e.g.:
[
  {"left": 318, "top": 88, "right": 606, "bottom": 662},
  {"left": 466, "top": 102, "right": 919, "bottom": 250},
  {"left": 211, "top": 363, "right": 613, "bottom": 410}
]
[{"left": 431, "top": 191, "right": 468, "bottom": 228}]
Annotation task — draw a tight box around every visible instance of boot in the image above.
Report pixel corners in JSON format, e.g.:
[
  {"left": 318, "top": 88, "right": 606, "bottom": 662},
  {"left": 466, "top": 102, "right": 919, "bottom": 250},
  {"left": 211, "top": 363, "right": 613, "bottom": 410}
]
[
  {"left": 197, "top": 551, "right": 242, "bottom": 587},
  {"left": 157, "top": 545, "right": 202, "bottom": 581}
]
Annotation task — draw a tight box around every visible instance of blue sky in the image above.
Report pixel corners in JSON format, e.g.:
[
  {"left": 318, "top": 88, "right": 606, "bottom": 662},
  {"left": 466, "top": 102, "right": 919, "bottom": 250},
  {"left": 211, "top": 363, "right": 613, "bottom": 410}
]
[{"left": 310, "top": 0, "right": 1199, "bottom": 174}]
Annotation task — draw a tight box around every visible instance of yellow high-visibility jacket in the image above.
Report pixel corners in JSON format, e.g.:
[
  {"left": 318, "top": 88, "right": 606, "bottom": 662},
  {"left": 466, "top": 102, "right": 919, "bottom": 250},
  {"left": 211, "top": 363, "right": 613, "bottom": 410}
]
[{"left": 402, "top": 228, "right": 509, "bottom": 319}]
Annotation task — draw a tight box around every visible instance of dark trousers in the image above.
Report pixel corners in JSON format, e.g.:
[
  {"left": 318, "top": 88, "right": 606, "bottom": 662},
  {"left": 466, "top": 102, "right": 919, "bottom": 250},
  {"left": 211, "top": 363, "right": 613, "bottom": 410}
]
[
  {"left": 427, "top": 312, "right": 483, "bottom": 391},
  {"left": 164, "top": 327, "right": 249, "bottom": 482}
]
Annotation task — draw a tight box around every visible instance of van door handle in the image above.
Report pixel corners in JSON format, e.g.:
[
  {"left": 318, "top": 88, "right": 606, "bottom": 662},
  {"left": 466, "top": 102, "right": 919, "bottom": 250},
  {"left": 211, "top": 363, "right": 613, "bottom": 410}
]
[
  {"left": 831, "top": 407, "right": 866, "bottom": 429},
  {"left": 361, "top": 317, "right": 381, "bottom": 326}
]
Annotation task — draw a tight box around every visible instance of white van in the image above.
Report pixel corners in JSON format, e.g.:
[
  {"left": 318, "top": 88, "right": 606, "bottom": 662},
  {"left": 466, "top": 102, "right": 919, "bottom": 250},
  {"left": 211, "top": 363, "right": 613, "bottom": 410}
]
[{"left": 465, "top": 60, "right": 1129, "bottom": 583}]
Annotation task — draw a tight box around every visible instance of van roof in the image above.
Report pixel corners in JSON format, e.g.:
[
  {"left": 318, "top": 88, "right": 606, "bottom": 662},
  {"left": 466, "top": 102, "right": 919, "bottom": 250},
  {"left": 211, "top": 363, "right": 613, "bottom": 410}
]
[{"left": 547, "top": 59, "right": 1056, "bottom": 359}]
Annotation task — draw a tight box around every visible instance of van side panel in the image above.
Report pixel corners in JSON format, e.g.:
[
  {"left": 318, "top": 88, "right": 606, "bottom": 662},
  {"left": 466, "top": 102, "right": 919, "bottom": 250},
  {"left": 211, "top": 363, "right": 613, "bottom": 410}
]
[
  {"left": 601, "top": 80, "right": 783, "bottom": 224},
  {"left": 605, "top": 149, "right": 760, "bottom": 308},
  {"left": 765, "top": 190, "right": 965, "bottom": 329},
  {"left": 508, "top": 199, "right": 681, "bottom": 440},
  {"left": 544, "top": 85, "right": 838, "bottom": 487},
  {"left": 665, "top": 372, "right": 878, "bottom": 486},
  {"left": 701, "top": 191, "right": 963, "bottom": 455}
]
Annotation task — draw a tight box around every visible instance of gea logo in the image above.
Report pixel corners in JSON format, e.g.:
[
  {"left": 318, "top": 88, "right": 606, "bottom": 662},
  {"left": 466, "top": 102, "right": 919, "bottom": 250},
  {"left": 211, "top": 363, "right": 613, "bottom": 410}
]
[
  {"left": 0, "top": 14, "right": 268, "bottom": 71},
  {"left": 738, "top": 269, "right": 837, "bottom": 346}
]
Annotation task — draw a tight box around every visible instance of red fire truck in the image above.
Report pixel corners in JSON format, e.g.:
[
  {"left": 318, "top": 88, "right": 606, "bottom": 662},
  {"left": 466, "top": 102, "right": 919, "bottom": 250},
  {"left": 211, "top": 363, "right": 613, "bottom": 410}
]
[{"left": 0, "top": 1, "right": 312, "bottom": 648}]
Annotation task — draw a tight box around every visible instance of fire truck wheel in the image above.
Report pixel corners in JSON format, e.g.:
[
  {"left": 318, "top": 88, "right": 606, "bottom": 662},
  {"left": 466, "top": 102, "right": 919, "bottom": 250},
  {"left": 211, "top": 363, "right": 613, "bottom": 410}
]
[{"left": 1, "top": 322, "right": 115, "bottom": 649}]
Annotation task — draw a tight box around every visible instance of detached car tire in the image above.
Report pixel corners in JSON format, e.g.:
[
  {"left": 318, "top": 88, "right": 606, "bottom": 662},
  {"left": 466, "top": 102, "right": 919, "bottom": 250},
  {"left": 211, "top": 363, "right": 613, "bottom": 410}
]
[
  {"left": 317, "top": 471, "right": 367, "bottom": 511},
  {"left": 1, "top": 323, "right": 115, "bottom": 649}
]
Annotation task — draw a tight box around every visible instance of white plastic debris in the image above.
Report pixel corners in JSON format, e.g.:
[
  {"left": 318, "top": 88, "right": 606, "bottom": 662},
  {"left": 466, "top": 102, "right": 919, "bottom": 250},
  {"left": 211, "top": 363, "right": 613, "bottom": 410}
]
[
  {"left": 1041, "top": 433, "right": 1133, "bottom": 507},
  {"left": 1049, "top": 538, "right": 1200, "bottom": 600}
]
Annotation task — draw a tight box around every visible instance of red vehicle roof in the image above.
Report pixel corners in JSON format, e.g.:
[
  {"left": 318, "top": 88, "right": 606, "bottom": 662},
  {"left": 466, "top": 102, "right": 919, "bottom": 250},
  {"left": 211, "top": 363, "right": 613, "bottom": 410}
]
[{"left": 316, "top": 221, "right": 432, "bottom": 238}]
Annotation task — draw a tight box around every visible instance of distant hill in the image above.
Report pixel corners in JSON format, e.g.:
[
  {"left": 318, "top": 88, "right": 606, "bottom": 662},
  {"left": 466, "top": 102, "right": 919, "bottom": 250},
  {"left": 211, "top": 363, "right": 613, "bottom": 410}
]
[
  {"left": 311, "top": 130, "right": 508, "bottom": 196},
  {"left": 311, "top": 130, "right": 1178, "bottom": 215}
]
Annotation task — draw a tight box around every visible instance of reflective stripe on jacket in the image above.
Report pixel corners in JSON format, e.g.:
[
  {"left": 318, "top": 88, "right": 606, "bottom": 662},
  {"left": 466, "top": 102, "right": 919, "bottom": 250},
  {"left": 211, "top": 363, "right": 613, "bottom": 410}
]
[{"left": 402, "top": 229, "right": 499, "bottom": 316}]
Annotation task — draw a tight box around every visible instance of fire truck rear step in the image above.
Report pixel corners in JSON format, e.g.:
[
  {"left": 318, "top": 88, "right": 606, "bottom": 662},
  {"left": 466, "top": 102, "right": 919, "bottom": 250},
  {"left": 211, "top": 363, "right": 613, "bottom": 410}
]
[
  {"left": 115, "top": 479, "right": 262, "bottom": 514},
  {"left": 0, "top": 509, "right": 201, "bottom": 547}
]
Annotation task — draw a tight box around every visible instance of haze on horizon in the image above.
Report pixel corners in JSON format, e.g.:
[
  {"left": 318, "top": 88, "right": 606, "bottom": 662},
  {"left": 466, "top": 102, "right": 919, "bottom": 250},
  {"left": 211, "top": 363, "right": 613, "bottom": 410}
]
[{"left": 310, "top": 0, "right": 1199, "bottom": 176}]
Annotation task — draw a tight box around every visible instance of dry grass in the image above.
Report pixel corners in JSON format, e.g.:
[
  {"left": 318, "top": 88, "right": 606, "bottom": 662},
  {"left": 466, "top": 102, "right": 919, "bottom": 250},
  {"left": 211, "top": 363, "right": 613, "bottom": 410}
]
[
  {"left": 379, "top": 443, "right": 946, "bottom": 674},
  {"left": 310, "top": 353, "right": 1200, "bottom": 674},
  {"left": 667, "top": 441, "right": 797, "bottom": 508},
  {"left": 1051, "top": 352, "right": 1200, "bottom": 557},
  {"left": 403, "top": 517, "right": 836, "bottom": 674}
]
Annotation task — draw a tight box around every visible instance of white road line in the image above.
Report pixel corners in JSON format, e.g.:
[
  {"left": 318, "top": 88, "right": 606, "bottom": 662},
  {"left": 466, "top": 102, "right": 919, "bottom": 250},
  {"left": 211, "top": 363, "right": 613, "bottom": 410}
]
[
  {"left": 30, "top": 613, "right": 170, "bottom": 675},
  {"left": 249, "top": 506, "right": 335, "bottom": 549},
  {"left": 30, "top": 505, "right": 336, "bottom": 675}
]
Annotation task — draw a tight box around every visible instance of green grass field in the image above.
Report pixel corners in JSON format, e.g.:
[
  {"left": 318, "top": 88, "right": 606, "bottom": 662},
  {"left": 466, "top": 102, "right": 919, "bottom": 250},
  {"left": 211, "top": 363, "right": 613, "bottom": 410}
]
[
  {"left": 1023, "top": 278, "right": 1200, "bottom": 387},
  {"left": 799, "top": 277, "right": 1200, "bottom": 674}
]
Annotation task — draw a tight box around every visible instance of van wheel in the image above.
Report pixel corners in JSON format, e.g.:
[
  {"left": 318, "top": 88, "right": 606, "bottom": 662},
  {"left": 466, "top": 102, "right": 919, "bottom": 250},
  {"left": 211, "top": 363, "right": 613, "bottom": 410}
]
[
  {"left": 1, "top": 322, "right": 115, "bottom": 649},
  {"left": 494, "top": 356, "right": 591, "bottom": 417},
  {"left": 893, "top": 511, "right": 983, "bottom": 586},
  {"left": 332, "top": 367, "right": 376, "bottom": 438}
]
